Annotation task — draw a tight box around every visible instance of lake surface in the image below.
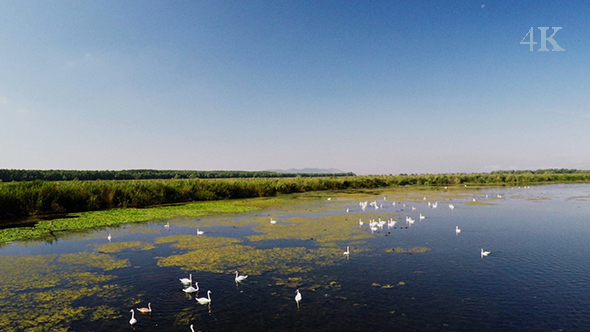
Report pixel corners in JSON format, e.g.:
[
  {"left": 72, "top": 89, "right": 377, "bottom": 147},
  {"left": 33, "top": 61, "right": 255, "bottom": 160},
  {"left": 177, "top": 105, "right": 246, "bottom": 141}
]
[{"left": 2, "top": 184, "right": 590, "bottom": 331}]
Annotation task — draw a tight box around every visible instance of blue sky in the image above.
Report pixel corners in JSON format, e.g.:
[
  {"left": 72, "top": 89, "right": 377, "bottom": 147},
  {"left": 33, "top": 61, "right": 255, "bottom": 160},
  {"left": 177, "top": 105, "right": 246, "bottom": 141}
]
[{"left": 1, "top": 0, "right": 589, "bottom": 174}]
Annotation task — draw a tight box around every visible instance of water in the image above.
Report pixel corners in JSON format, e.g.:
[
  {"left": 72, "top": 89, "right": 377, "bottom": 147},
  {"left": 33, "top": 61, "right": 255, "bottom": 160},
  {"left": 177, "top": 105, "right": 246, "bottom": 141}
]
[{"left": 2, "top": 184, "right": 590, "bottom": 331}]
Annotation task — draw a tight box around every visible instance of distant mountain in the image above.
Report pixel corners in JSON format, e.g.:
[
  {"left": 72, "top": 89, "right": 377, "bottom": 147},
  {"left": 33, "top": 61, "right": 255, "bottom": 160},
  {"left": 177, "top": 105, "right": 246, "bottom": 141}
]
[{"left": 267, "top": 168, "right": 347, "bottom": 174}]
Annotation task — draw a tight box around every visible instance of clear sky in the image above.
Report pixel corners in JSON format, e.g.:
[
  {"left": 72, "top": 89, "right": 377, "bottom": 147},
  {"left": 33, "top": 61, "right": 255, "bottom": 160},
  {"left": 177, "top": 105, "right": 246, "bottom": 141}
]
[{"left": 1, "top": 1, "right": 589, "bottom": 175}]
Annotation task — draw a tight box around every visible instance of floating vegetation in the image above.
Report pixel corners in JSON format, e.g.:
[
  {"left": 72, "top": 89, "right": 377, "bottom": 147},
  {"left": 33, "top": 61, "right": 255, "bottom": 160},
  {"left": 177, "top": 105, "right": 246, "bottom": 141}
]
[
  {"left": 372, "top": 283, "right": 381, "bottom": 287},
  {"left": 155, "top": 234, "right": 240, "bottom": 250},
  {"left": 248, "top": 214, "right": 372, "bottom": 244},
  {"left": 386, "top": 247, "right": 431, "bottom": 254},
  {"left": 173, "top": 307, "right": 198, "bottom": 329},
  {"left": 58, "top": 252, "right": 131, "bottom": 271},
  {"left": 0, "top": 254, "right": 127, "bottom": 331},
  {"left": 566, "top": 195, "right": 590, "bottom": 201},
  {"left": 526, "top": 196, "right": 550, "bottom": 201},
  {"left": 94, "top": 241, "right": 155, "bottom": 253},
  {"left": 0, "top": 199, "right": 260, "bottom": 246},
  {"left": 465, "top": 201, "right": 496, "bottom": 206},
  {"left": 381, "top": 285, "right": 395, "bottom": 289},
  {"left": 274, "top": 277, "right": 303, "bottom": 288},
  {"left": 398, "top": 281, "right": 406, "bottom": 286},
  {"left": 157, "top": 245, "right": 342, "bottom": 276},
  {"left": 90, "top": 305, "right": 121, "bottom": 321}
]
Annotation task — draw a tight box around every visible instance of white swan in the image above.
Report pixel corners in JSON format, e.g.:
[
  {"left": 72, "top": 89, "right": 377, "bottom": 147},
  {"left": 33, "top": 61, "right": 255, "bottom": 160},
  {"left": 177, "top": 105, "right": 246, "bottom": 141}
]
[
  {"left": 196, "top": 290, "right": 212, "bottom": 305},
  {"left": 183, "top": 282, "right": 199, "bottom": 293},
  {"left": 455, "top": 226, "right": 461, "bottom": 234},
  {"left": 387, "top": 219, "right": 397, "bottom": 228},
  {"left": 481, "top": 248, "right": 491, "bottom": 258},
  {"left": 235, "top": 271, "right": 248, "bottom": 283},
  {"left": 107, "top": 233, "right": 112, "bottom": 242},
  {"left": 419, "top": 214, "right": 425, "bottom": 220},
  {"left": 190, "top": 324, "right": 198, "bottom": 332},
  {"left": 137, "top": 302, "right": 151, "bottom": 313},
  {"left": 196, "top": 229, "right": 204, "bottom": 235},
  {"left": 164, "top": 222, "right": 170, "bottom": 229},
  {"left": 180, "top": 273, "right": 192, "bottom": 285},
  {"left": 270, "top": 218, "right": 277, "bottom": 224},
  {"left": 129, "top": 309, "right": 137, "bottom": 325},
  {"left": 343, "top": 246, "right": 350, "bottom": 256},
  {"left": 295, "top": 289, "right": 302, "bottom": 308}
]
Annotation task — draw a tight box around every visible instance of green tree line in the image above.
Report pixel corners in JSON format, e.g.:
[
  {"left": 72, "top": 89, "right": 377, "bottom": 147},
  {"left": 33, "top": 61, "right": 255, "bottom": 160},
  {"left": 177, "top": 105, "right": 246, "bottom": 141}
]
[
  {"left": 2, "top": 171, "right": 590, "bottom": 220},
  {"left": 0, "top": 169, "right": 355, "bottom": 182},
  {"left": 490, "top": 168, "right": 590, "bottom": 175}
]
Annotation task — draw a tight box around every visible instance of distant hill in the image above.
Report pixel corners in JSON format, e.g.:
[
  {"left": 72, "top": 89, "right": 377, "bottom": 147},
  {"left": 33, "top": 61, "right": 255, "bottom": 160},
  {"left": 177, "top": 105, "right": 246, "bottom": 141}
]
[{"left": 267, "top": 168, "right": 347, "bottom": 174}]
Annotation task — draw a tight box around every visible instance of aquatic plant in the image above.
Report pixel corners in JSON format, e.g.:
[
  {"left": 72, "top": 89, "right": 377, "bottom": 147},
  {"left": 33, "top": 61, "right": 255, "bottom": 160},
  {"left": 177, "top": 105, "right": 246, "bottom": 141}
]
[
  {"left": 0, "top": 254, "right": 128, "bottom": 331},
  {"left": 155, "top": 234, "right": 240, "bottom": 250},
  {"left": 0, "top": 199, "right": 259, "bottom": 245},
  {"left": 157, "top": 245, "right": 343, "bottom": 275},
  {"left": 385, "top": 247, "right": 431, "bottom": 254},
  {"left": 248, "top": 214, "right": 372, "bottom": 244},
  {"left": 58, "top": 252, "right": 131, "bottom": 270},
  {"left": 94, "top": 241, "right": 155, "bottom": 253}
]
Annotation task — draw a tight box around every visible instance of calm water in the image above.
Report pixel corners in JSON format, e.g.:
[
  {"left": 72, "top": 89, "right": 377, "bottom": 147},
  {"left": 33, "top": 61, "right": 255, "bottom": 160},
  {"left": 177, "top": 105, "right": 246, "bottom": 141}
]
[{"left": 2, "top": 184, "right": 590, "bottom": 331}]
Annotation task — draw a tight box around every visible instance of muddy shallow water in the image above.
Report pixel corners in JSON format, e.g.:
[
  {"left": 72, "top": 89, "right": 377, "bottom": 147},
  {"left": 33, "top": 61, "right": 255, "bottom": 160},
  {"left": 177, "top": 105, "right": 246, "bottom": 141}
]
[{"left": 2, "top": 184, "right": 590, "bottom": 331}]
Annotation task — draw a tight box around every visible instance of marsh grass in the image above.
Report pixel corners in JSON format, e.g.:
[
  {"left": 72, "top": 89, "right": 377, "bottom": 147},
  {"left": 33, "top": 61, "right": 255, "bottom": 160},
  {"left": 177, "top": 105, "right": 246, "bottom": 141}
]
[{"left": 4, "top": 171, "right": 587, "bottom": 221}]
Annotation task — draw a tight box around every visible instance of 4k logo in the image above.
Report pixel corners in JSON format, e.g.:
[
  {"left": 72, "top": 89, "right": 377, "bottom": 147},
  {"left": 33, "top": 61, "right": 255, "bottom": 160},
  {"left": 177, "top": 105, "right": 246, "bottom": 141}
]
[{"left": 521, "top": 27, "right": 565, "bottom": 51}]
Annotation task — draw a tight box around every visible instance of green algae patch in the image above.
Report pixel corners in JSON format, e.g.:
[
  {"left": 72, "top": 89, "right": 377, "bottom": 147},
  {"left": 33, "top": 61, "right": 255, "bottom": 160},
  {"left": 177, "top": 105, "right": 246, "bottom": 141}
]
[
  {"left": 386, "top": 247, "right": 431, "bottom": 254},
  {"left": 0, "top": 255, "right": 60, "bottom": 298},
  {"left": 465, "top": 201, "right": 496, "bottom": 206},
  {"left": 90, "top": 305, "right": 121, "bottom": 321},
  {"left": 157, "top": 245, "right": 342, "bottom": 276},
  {"left": 0, "top": 255, "right": 127, "bottom": 332},
  {"left": 247, "top": 214, "right": 372, "bottom": 244},
  {"left": 1, "top": 285, "right": 124, "bottom": 332},
  {"left": 58, "top": 252, "right": 131, "bottom": 270},
  {"left": 155, "top": 234, "right": 241, "bottom": 250},
  {"left": 274, "top": 276, "right": 304, "bottom": 288},
  {"left": 94, "top": 241, "right": 155, "bottom": 253},
  {"left": 173, "top": 307, "right": 198, "bottom": 329},
  {"left": 526, "top": 196, "right": 550, "bottom": 201},
  {"left": 566, "top": 195, "right": 590, "bottom": 201}
]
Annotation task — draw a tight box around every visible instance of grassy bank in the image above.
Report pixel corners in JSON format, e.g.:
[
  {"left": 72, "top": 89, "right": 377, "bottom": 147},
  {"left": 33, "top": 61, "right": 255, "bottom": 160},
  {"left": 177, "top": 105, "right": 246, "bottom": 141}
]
[
  {"left": 2, "top": 172, "right": 590, "bottom": 220},
  {"left": 2, "top": 171, "right": 590, "bottom": 245},
  {"left": 0, "top": 198, "right": 270, "bottom": 246}
]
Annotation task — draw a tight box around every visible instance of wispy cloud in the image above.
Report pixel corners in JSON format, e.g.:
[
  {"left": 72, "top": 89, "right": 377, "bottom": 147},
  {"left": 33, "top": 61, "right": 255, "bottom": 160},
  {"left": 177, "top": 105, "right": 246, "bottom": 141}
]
[{"left": 0, "top": 96, "right": 8, "bottom": 104}]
